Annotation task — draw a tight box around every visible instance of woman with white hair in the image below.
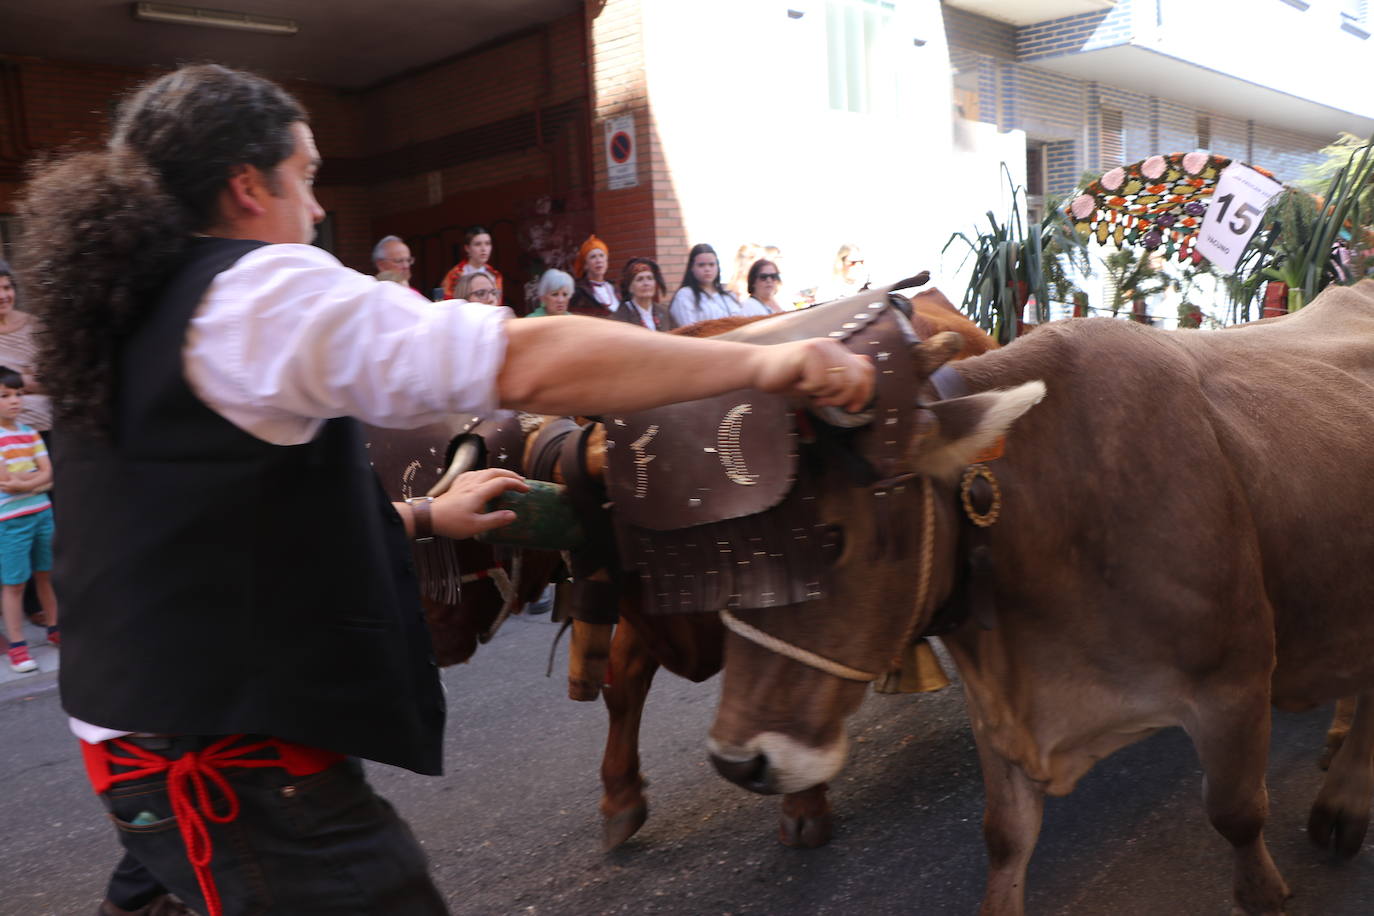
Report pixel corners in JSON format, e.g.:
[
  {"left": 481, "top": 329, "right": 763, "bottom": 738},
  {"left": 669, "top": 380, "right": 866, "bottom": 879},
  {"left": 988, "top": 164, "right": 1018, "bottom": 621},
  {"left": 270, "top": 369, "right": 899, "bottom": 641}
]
[{"left": 527, "top": 268, "right": 574, "bottom": 317}]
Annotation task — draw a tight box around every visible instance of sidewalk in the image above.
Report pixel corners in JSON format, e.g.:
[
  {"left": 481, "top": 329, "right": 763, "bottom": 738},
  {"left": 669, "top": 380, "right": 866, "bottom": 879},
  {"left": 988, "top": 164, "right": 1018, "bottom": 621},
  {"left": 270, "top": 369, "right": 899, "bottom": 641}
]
[{"left": 1, "top": 614, "right": 60, "bottom": 688}]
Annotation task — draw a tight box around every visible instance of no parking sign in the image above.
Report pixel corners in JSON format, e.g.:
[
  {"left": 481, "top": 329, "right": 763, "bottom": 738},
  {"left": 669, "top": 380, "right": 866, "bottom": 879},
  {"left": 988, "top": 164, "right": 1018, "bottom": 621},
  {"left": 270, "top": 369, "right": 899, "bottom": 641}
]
[{"left": 605, "top": 114, "right": 638, "bottom": 190}]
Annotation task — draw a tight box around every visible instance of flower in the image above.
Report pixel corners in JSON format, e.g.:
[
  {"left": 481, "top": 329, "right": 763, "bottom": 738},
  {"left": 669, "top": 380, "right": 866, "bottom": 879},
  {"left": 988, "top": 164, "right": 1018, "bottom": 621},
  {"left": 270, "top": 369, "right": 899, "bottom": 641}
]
[
  {"left": 1071, "top": 194, "right": 1096, "bottom": 219},
  {"left": 1142, "top": 229, "right": 1163, "bottom": 250},
  {"left": 1102, "top": 167, "right": 1126, "bottom": 191},
  {"left": 1142, "top": 156, "right": 1167, "bottom": 179},
  {"left": 1184, "top": 201, "right": 1206, "bottom": 217},
  {"left": 1157, "top": 212, "right": 1177, "bottom": 228},
  {"left": 1182, "top": 151, "right": 1209, "bottom": 175}
]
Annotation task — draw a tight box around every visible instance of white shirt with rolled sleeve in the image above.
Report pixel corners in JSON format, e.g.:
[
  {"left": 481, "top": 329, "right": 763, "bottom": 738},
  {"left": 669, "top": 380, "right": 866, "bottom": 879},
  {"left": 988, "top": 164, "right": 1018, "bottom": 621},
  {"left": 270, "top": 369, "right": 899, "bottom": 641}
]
[{"left": 69, "top": 242, "right": 509, "bottom": 744}]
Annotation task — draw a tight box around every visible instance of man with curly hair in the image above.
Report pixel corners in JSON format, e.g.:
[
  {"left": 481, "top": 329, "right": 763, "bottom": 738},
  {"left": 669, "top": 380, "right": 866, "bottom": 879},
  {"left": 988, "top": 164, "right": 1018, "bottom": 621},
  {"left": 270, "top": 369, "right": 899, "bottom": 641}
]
[{"left": 17, "top": 64, "right": 871, "bottom": 915}]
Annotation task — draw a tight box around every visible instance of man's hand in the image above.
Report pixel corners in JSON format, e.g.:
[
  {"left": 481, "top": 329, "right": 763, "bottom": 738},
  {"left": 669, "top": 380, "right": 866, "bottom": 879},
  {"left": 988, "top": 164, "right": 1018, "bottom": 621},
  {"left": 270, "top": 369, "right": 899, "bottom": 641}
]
[
  {"left": 751, "top": 339, "right": 874, "bottom": 413},
  {"left": 429, "top": 468, "right": 528, "bottom": 540}
]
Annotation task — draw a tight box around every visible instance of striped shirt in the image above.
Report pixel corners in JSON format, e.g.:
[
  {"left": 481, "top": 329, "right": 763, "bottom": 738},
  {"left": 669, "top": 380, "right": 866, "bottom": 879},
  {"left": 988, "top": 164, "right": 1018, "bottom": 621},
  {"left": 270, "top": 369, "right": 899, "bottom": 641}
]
[{"left": 0, "top": 422, "right": 51, "bottom": 521}]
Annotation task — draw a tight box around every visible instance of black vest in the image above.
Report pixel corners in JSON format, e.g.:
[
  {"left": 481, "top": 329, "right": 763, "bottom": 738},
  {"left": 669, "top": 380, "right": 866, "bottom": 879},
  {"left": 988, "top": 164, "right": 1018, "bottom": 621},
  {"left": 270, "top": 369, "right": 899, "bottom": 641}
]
[{"left": 56, "top": 238, "right": 446, "bottom": 775}]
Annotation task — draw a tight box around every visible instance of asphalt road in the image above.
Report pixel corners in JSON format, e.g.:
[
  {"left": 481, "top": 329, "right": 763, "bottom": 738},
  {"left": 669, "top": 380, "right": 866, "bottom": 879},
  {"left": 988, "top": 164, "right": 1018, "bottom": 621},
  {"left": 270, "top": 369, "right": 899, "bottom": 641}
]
[{"left": 4, "top": 615, "right": 1374, "bottom": 916}]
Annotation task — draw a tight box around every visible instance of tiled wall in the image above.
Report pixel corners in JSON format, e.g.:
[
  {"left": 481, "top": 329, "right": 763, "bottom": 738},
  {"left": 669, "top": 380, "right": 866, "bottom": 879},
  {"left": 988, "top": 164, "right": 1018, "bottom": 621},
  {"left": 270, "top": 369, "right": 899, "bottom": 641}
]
[{"left": 1016, "top": 1, "right": 1139, "bottom": 61}]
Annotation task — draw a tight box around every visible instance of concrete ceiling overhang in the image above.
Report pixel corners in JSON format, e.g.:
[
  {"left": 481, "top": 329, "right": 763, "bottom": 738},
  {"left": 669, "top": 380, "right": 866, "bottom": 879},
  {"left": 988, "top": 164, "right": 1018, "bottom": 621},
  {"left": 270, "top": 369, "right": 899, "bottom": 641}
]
[
  {"left": 1034, "top": 45, "right": 1374, "bottom": 142},
  {"left": 943, "top": 0, "right": 1116, "bottom": 27},
  {"left": 0, "top": 0, "right": 580, "bottom": 89}
]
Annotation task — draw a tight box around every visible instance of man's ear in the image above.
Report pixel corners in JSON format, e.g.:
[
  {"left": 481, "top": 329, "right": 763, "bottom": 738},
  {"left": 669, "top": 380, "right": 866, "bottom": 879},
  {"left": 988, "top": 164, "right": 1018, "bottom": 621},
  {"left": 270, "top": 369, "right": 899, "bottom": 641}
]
[{"left": 223, "top": 164, "right": 268, "bottom": 218}]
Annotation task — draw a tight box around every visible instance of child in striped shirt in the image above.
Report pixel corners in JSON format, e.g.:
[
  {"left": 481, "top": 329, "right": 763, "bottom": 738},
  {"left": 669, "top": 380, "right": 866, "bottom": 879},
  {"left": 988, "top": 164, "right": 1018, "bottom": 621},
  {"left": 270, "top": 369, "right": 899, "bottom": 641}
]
[{"left": 0, "top": 366, "right": 56, "bottom": 673}]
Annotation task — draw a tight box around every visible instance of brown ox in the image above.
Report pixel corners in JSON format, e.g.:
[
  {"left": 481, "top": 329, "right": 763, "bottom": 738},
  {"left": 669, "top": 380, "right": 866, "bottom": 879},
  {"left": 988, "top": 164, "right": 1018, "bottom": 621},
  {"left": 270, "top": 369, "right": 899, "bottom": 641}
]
[
  {"left": 704, "top": 279, "right": 1374, "bottom": 915},
  {"left": 455, "top": 288, "right": 996, "bottom": 850}
]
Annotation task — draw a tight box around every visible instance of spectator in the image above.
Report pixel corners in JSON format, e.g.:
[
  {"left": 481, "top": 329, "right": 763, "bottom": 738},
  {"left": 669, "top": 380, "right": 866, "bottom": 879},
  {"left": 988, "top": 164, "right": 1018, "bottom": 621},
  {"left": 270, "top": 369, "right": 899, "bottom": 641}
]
[
  {"left": 816, "top": 242, "right": 869, "bottom": 302},
  {"left": 570, "top": 234, "right": 617, "bottom": 317},
  {"left": 440, "top": 225, "right": 503, "bottom": 304},
  {"left": 371, "top": 235, "right": 414, "bottom": 285},
  {"left": 0, "top": 262, "right": 52, "bottom": 449},
  {"left": 744, "top": 259, "right": 787, "bottom": 315},
  {"left": 612, "top": 257, "right": 673, "bottom": 331},
  {"left": 452, "top": 270, "right": 499, "bottom": 305},
  {"left": 527, "top": 269, "right": 574, "bottom": 317},
  {"left": 669, "top": 243, "right": 742, "bottom": 327},
  {"left": 0, "top": 366, "right": 57, "bottom": 674}
]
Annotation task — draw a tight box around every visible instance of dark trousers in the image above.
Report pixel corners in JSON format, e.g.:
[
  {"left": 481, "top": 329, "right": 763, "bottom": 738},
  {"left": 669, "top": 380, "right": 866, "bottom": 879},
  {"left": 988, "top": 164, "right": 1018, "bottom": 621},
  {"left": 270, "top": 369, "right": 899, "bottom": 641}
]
[
  {"left": 100, "top": 741, "right": 448, "bottom": 915},
  {"left": 106, "top": 850, "right": 169, "bottom": 911}
]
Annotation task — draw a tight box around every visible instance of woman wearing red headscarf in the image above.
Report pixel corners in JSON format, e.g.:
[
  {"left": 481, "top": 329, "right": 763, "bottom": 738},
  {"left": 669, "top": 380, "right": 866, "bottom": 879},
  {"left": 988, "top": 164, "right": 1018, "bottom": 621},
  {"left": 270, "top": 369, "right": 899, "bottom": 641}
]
[{"left": 569, "top": 234, "right": 617, "bottom": 318}]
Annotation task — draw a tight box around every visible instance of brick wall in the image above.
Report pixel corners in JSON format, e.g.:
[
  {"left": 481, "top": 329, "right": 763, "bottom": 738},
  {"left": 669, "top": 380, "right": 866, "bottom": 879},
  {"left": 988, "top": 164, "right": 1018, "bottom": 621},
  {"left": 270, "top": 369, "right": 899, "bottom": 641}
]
[
  {"left": 586, "top": 0, "right": 686, "bottom": 286},
  {"left": 1017, "top": 0, "right": 1139, "bottom": 61}
]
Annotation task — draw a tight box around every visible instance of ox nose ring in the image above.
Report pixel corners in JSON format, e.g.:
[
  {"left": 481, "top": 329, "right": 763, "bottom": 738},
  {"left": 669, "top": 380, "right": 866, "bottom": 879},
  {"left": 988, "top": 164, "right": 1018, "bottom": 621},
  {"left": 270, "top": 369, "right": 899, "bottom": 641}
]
[{"left": 711, "top": 752, "right": 772, "bottom": 794}]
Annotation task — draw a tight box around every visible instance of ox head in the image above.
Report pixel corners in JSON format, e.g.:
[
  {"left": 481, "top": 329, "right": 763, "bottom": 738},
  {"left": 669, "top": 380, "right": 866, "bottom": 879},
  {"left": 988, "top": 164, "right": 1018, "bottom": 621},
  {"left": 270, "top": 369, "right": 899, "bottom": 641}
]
[{"left": 707, "top": 333, "right": 1045, "bottom": 796}]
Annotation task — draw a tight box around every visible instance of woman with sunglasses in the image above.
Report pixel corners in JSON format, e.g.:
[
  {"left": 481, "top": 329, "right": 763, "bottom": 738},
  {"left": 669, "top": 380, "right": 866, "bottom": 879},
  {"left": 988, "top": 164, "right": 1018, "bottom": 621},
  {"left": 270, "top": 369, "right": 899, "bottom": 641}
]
[
  {"left": 816, "top": 242, "right": 869, "bottom": 303},
  {"left": 744, "top": 259, "right": 788, "bottom": 315}
]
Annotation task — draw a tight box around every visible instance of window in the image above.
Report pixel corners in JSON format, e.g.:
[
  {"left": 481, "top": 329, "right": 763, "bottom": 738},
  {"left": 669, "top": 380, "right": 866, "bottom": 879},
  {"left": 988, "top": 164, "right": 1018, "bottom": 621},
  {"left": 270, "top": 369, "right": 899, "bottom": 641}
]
[
  {"left": 1341, "top": 0, "right": 1369, "bottom": 35},
  {"left": 825, "top": 0, "right": 899, "bottom": 114},
  {"left": 1196, "top": 114, "right": 1212, "bottom": 151},
  {"left": 1099, "top": 107, "right": 1124, "bottom": 170},
  {"left": 1026, "top": 144, "right": 1045, "bottom": 224},
  {"left": 0, "top": 215, "right": 19, "bottom": 266}
]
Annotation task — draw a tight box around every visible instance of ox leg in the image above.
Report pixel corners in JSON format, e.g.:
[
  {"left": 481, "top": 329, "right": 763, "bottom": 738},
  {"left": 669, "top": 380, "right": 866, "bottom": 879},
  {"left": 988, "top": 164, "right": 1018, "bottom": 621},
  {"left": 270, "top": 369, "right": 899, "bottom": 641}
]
[
  {"left": 975, "top": 743, "right": 1044, "bottom": 916},
  {"left": 599, "top": 617, "right": 658, "bottom": 850},
  {"left": 778, "top": 783, "right": 833, "bottom": 848},
  {"left": 1319, "top": 696, "right": 1358, "bottom": 771},
  {"left": 1308, "top": 691, "right": 1374, "bottom": 860},
  {"left": 1187, "top": 696, "right": 1290, "bottom": 915}
]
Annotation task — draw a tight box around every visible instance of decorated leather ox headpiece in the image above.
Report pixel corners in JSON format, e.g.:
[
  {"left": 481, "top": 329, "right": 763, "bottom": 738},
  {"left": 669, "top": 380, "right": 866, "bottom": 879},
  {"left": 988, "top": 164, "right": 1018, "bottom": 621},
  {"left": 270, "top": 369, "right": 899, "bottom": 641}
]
[{"left": 602, "top": 279, "right": 929, "bottom": 616}]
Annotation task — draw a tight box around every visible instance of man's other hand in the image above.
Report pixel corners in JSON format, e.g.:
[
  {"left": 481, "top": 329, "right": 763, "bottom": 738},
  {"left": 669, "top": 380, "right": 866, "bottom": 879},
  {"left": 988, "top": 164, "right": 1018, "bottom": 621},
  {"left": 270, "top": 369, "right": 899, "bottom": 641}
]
[{"left": 431, "top": 469, "right": 528, "bottom": 539}]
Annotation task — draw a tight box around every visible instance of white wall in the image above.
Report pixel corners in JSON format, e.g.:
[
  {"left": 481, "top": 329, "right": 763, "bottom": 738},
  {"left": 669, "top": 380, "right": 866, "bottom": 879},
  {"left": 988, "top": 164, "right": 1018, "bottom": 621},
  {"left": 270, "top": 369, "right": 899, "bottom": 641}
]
[
  {"left": 1147, "top": 0, "right": 1374, "bottom": 122},
  {"left": 642, "top": 0, "right": 999, "bottom": 296}
]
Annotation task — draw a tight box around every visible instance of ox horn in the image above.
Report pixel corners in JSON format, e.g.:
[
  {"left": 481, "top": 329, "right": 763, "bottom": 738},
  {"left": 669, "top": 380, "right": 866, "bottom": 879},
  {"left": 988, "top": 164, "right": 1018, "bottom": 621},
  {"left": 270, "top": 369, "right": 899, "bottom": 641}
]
[
  {"left": 427, "top": 437, "right": 482, "bottom": 498},
  {"left": 913, "top": 331, "right": 965, "bottom": 378}
]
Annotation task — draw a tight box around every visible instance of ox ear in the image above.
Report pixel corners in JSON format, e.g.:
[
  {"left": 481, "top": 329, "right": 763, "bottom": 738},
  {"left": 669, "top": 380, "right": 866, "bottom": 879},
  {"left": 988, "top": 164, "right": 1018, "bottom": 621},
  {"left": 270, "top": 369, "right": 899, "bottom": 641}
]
[
  {"left": 913, "top": 381, "right": 1046, "bottom": 481},
  {"left": 913, "top": 331, "right": 964, "bottom": 377}
]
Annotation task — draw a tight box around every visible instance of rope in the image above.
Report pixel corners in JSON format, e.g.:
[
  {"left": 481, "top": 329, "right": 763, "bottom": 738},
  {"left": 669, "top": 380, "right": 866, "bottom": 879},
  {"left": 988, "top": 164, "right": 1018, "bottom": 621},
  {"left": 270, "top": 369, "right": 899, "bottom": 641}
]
[
  {"left": 891, "top": 477, "right": 936, "bottom": 663},
  {"left": 719, "top": 609, "right": 877, "bottom": 682},
  {"left": 103, "top": 736, "right": 285, "bottom": 916},
  {"left": 716, "top": 476, "right": 937, "bottom": 682}
]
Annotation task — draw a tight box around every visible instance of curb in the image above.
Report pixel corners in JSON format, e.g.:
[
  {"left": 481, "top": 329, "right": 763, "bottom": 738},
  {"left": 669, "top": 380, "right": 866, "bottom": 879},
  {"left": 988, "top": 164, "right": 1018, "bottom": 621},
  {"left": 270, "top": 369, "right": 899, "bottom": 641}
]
[{"left": 0, "top": 669, "right": 59, "bottom": 706}]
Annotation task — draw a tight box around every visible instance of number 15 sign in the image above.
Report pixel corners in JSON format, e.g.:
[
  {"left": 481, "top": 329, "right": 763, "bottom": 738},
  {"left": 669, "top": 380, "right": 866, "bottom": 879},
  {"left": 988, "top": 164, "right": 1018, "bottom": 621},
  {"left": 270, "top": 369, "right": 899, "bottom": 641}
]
[{"left": 1195, "top": 163, "right": 1285, "bottom": 274}]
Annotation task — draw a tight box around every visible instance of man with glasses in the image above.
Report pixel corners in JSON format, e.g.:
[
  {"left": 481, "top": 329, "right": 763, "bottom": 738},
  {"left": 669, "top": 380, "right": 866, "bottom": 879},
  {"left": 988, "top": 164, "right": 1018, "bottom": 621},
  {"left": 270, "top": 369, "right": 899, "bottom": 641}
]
[{"left": 372, "top": 235, "right": 414, "bottom": 285}]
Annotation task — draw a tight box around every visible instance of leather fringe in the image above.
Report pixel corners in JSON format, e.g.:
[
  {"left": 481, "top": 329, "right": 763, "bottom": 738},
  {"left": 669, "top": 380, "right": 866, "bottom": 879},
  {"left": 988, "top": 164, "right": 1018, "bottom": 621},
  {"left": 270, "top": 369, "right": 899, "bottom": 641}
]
[
  {"left": 617, "top": 479, "right": 839, "bottom": 615},
  {"left": 413, "top": 536, "right": 466, "bottom": 604}
]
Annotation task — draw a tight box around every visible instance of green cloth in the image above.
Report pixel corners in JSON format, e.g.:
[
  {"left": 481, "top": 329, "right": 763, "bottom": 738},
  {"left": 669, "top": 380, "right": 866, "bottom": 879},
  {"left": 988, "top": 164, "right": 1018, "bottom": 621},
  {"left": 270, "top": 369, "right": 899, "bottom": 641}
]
[{"left": 526, "top": 306, "right": 549, "bottom": 317}]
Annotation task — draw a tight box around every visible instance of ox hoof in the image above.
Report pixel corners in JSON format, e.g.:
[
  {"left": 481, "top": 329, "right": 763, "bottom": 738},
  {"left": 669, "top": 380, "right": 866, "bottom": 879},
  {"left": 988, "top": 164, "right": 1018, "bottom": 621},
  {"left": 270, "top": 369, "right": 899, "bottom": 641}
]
[
  {"left": 602, "top": 803, "right": 648, "bottom": 851},
  {"left": 1307, "top": 801, "right": 1369, "bottom": 860},
  {"left": 777, "top": 811, "right": 832, "bottom": 848}
]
